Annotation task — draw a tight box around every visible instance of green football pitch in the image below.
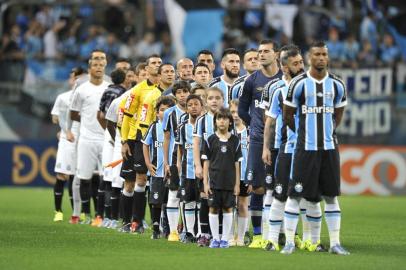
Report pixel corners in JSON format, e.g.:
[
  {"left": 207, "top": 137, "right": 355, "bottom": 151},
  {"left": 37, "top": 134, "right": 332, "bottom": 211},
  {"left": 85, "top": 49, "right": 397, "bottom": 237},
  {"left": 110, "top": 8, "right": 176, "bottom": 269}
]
[{"left": 0, "top": 188, "right": 405, "bottom": 270}]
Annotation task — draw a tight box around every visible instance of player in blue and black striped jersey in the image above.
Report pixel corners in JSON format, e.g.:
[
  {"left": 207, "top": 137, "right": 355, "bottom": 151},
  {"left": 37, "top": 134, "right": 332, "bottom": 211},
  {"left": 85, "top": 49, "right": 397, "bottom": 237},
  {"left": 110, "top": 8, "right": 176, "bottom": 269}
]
[
  {"left": 229, "top": 100, "right": 251, "bottom": 246},
  {"left": 282, "top": 41, "right": 349, "bottom": 255},
  {"left": 162, "top": 80, "right": 190, "bottom": 242},
  {"left": 175, "top": 94, "right": 204, "bottom": 242},
  {"left": 192, "top": 87, "right": 224, "bottom": 246},
  {"left": 262, "top": 45, "right": 314, "bottom": 252},
  {"left": 142, "top": 96, "right": 175, "bottom": 239},
  {"left": 229, "top": 48, "right": 260, "bottom": 100},
  {"left": 208, "top": 48, "right": 240, "bottom": 107},
  {"left": 238, "top": 39, "right": 283, "bottom": 248}
]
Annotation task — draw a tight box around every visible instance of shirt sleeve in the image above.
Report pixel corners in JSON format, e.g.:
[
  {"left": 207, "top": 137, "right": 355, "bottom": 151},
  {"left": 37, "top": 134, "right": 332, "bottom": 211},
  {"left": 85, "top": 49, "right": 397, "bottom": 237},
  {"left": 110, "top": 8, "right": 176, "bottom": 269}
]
[
  {"left": 51, "top": 95, "right": 62, "bottom": 116},
  {"left": 162, "top": 109, "right": 172, "bottom": 132},
  {"left": 99, "top": 90, "right": 109, "bottom": 113},
  {"left": 69, "top": 87, "right": 82, "bottom": 112},
  {"left": 175, "top": 124, "right": 183, "bottom": 145},
  {"left": 105, "top": 99, "right": 119, "bottom": 123},
  {"left": 193, "top": 116, "right": 203, "bottom": 137},
  {"left": 234, "top": 137, "right": 243, "bottom": 162},
  {"left": 201, "top": 136, "right": 210, "bottom": 160},
  {"left": 265, "top": 87, "right": 282, "bottom": 119},
  {"left": 284, "top": 78, "right": 303, "bottom": 108},
  {"left": 238, "top": 76, "right": 253, "bottom": 125},
  {"left": 141, "top": 123, "right": 154, "bottom": 145},
  {"left": 334, "top": 80, "right": 347, "bottom": 108},
  {"left": 121, "top": 87, "right": 138, "bottom": 140}
]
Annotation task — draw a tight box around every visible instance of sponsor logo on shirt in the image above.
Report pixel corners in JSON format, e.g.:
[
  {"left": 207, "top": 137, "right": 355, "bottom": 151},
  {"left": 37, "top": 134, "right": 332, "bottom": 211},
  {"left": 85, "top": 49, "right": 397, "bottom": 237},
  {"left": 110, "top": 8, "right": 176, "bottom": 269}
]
[{"left": 301, "top": 105, "right": 334, "bottom": 114}]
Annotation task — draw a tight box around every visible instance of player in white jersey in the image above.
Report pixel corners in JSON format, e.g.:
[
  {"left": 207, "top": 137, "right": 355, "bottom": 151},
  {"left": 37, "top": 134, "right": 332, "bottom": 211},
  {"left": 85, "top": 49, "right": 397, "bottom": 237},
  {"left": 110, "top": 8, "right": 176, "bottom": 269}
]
[
  {"left": 70, "top": 50, "right": 110, "bottom": 224},
  {"left": 208, "top": 48, "right": 240, "bottom": 107},
  {"left": 51, "top": 67, "right": 86, "bottom": 222}
]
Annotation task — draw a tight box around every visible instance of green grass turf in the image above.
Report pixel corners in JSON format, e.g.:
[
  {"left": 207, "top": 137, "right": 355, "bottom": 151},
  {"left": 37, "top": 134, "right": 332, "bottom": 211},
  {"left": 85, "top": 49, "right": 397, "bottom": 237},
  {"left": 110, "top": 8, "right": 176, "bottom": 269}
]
[{"left": 0, "top": 188, "right": 405, "bottom": 270}]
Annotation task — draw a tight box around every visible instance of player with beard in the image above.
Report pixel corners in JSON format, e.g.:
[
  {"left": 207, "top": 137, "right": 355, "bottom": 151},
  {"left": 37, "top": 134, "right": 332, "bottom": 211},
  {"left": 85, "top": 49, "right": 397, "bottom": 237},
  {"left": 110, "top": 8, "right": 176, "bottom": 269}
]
[
  {"left": 230, "top": 48, "right": 260, "bottom": 100},
  {"left": 262, "top": 45, "right": 309, "bottom": 251},
  {"left": 208, "top": 48, "right": 240, "bottom": 107},
  {"left": 238, "top": 40, "right": 283, "bottom": 248}
]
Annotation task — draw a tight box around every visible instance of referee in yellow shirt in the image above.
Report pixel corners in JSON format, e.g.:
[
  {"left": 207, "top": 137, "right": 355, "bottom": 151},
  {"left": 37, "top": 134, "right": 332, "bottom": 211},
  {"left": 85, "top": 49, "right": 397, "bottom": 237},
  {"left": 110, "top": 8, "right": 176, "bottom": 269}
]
[{"left": 120, "top": 54, "right": 163, "bottom": 233}]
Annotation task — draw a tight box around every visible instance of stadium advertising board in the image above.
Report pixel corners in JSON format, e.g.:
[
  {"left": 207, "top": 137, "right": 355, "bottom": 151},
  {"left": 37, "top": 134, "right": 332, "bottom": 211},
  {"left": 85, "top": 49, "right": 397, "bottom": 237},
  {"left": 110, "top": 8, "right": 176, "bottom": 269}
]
[
  {"left": 340, "top": 146, "right": 406, "bottom": 195},
  {"left": 335, "top": 68, "right": 393, "bottom": 138},
  {"left": 0, "top": 141, "right": 57, "bottom": 186},
  {"left": 1, "top": 141, "right": 405, "bottom": 195}
]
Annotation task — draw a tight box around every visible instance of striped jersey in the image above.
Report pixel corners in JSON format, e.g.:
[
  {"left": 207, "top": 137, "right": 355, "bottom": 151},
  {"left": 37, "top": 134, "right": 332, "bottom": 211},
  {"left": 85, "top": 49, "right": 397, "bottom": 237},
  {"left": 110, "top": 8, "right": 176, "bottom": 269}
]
[
  {"left": 142, "top": 120, "right": 165, "bottom": 178},
  {"left": 193, "top": 112, "right": 215, "bottom": 144},
  {"left": 208, "top": 75, "right": 232, "bottom": 107},
  {"left": 176, "top": 118, "right": 196, "bottom": 179},
  {"left": 266, "top": 81, "right": 297, "bottom": 154},
  {"left": 236, "top": 127, "right": 249, "bottom": 181},
  {"left": 260, "top": 77, "right": 285, "bottom": 110},
  {"left": 162, "top": 105, "right": 185, "bottom": 165},
  {"left": 284, "top": 71, "right": 347, "bottom": 151},
  {"left": 229, "top": 74, "right": 248, "bottom": 100}
]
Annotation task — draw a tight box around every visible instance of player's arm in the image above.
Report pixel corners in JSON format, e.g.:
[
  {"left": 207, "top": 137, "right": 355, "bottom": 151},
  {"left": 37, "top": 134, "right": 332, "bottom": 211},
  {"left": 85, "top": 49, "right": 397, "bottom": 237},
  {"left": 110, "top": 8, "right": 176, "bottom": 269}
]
[
  {"left": 283, "top": 79, "right": 303, "bottom": 131},
  {"left": 201, "top": 138, "right": 211, "bottom": 195},
  {"left": 106, "top": 120, "right": 116, "bottom": 141},
  {"left": 193, "top": 137, "right": 202, "bottom": 178},
  {"left": 142, "top": 126, "right": 156, "bottom": 176},
  {"left": 97, "top": 111, "right": 107, "bottom": 130},
  {"left": 234, "top": 161, "right": 240, "bottom": 196},
  {"left": 333, "top": 80, "right": 348, "bottom": 128},
  {"left": 263, "top": 88, "right": 279, "bottom": 164},
  {"left": 121, "top": 89, "right": 138, "bottom": 142},
  {"left": 176, "top": 145, "right": 182, "bottom": 177},
  {"left": 203, "top": 160, "right": 210, "bottom": 195},
  {"left": 234, "top": 139, "right": 243, "bottom": 196},
  {"left": 238, "top": 77, "right": 253, "bottom": 125},
  {"left": 69, "top": 89, "right": 82, "bottom": 122}
]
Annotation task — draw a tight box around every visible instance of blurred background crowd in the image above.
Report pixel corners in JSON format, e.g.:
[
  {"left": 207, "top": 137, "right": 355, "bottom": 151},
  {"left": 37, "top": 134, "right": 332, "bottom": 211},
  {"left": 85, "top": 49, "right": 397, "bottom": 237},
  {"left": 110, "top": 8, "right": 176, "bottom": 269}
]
[{"left": 0, "top": 0, "right": 404, "bottom": 71}]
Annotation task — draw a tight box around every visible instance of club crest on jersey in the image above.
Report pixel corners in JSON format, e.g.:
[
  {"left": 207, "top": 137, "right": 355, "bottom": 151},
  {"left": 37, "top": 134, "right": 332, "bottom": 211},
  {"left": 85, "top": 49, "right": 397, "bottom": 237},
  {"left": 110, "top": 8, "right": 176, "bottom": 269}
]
[
  {"left": 265, "top": 174, "right": 272, "bottom": 184},
  {"left": 221, "top": 145, "right": 227, "bottom": 153},
  {"left": 256, "top": 87, "right": 265, "bottom": 92},
  {"left": 153, "top": 192, "right": 159, "bottom": 200},
  {"left": 294, "top": 182, "right": 303, "bottom": 193},
  {"left": 316, "top": 92, "right": 323, "bottom": 98},
  {"left": 247, "top": 170, "right": 253, "bottom": 181},
  {"left": 275, "top": 184, "right": 283, "bottom": 194}
]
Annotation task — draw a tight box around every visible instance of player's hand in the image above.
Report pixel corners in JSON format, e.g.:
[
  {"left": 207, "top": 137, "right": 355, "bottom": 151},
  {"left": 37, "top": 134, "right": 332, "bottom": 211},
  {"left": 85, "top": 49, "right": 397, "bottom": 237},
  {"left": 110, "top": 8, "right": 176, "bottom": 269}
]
[
  {"left": 246, "top": 184, "right": 253, "bottom": 194},
  {"left": 234, "top": 185, "right": 240, "bottom": 196},
  {"left": 204, "top": 183, "right": 212, "bottom": 196},
  {"left": 195, "top": 164, "right": 203, "bottom": 179},
  {"left": 262, "top": 148, "right": 272, "bottom": 165},
  {"left": 121, "top": 142, "right": 131, "bottom": 160},
  {"left": 146, "top": 163, "right": 157, "bottom": 177},
  {"left": 66, "top": 130, "right": 75, "bottom": 142},
  {"left": 56, "top": 131, "right": 60, "bottom": 140}
]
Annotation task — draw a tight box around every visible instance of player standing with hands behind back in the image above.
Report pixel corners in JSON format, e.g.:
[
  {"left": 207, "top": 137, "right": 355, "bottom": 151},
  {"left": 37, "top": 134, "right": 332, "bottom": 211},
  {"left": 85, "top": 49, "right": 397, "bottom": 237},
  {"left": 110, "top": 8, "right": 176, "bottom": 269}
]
[{"left": 202, "top": 108, "right": 242, "bottom": 248}]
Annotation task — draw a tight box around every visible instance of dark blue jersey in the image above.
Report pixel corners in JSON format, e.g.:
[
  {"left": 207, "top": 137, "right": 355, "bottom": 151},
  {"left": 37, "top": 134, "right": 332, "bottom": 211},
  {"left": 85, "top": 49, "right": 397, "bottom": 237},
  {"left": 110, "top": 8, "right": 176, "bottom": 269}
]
[
  {"left": 176, "top": 118, "right": 195, "bottom": 179},
  {"left": 142, "top": 120, "right": 165, "bottom": 177},
  {"left": 284, "top": 71, "right": 347, "bottom": 151},
  {"left": 238, "top": 69, "right": 283, "bottom": 143}
]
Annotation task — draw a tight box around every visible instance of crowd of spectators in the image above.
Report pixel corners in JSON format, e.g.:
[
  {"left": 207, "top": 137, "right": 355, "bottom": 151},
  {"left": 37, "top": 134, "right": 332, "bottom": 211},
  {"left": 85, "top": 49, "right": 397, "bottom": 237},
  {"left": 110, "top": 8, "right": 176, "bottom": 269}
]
[{"left": 0, "top": 0, "right": 403, "bottom": 72}]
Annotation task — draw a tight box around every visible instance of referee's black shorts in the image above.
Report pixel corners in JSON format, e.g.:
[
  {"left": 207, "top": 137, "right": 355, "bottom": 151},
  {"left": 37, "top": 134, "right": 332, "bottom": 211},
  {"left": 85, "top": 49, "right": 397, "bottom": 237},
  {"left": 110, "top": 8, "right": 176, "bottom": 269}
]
[{"left": 288, "top": 148, "right": 340, "bottom": 202}]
